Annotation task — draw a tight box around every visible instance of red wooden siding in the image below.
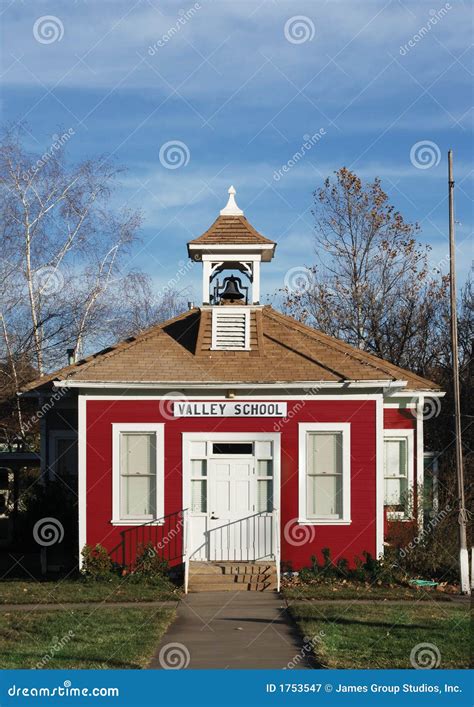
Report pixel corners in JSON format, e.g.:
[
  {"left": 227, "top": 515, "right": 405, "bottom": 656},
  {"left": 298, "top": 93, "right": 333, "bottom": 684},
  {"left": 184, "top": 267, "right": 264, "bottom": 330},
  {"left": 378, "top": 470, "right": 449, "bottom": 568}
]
[{"left": 85, "top": 399, "right": 378, "bottom": 570}]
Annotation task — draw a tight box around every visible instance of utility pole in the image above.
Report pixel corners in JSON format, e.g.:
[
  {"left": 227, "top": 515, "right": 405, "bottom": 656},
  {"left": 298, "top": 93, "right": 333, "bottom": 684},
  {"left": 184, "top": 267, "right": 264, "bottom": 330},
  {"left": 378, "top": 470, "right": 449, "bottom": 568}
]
[{"left": 448, "top": 149, "right": 470, "bottom": 595}]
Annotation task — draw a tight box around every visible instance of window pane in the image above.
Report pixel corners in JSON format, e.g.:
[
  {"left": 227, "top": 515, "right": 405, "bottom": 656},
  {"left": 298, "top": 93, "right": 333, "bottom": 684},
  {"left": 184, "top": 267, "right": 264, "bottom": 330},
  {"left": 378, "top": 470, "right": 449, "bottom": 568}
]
[
  {"left": 384, "top": 477, "right": 408, "bottom": 506},
  {"left": 257, "top": 479, "right": 273, "bottom": 512},
  {"left": 308, "top": 433, "right": 342, "bottom": 475},
  {"left": 120, "top": 433, "right": 156, "bottom": 476},
  {"left": 121, "top": 475, "right": 156, "bottom": 517},
  {"left": 307, "top": 474, "right": 342, "bottom": 518},
  {"left": 384, "top": 439, "right": 407, "bottom": 477},
  {"left": 191, "top": 480, "right": 207, "bottom": 512},
  {"left": 257, "top": 460, "right": 273, "bottom": 477},
  {"left": 120, "top": 432, "right": 156, "bottom": 518},
  {"left": 191, "top": 459, "right": 207, "bottom": 477}
]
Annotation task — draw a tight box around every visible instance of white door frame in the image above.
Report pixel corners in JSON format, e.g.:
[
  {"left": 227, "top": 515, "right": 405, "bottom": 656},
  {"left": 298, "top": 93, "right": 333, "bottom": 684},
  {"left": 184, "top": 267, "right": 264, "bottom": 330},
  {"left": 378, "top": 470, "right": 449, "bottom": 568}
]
[{"left": 182, "top": 432, "right": 281, "bottom": 561}]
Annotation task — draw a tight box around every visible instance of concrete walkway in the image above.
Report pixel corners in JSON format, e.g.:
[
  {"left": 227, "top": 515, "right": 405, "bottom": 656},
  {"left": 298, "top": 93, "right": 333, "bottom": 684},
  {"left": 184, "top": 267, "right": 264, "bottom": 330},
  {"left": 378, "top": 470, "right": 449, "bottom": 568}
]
[{"left": 149, "top": 591, "right": 316, "bottom": 669}]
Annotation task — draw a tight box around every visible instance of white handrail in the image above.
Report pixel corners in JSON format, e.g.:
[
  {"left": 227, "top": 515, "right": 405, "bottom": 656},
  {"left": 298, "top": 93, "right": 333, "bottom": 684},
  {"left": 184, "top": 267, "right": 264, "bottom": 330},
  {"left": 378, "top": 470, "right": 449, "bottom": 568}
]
[
  {"left": 183, "top": 508, "right": 190, "bottom": 594},
  {"left": 273, "top": 508, "right": 281, "bottom": 592}
]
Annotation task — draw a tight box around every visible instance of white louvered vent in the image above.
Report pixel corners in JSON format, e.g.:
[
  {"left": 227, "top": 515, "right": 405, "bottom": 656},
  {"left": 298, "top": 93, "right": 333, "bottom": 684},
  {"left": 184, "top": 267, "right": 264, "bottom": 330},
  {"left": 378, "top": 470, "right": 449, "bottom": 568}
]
[{"left": 211, "top": 309, "right": 250, "bottom": 350}]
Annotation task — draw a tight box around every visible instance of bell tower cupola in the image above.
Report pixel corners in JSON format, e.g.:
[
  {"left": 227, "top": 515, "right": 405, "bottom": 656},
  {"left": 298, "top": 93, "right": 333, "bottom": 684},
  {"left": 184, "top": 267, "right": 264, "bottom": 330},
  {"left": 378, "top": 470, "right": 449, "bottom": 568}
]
[{"left": 187, "top": 186, "right": 276, "bottom": 306}]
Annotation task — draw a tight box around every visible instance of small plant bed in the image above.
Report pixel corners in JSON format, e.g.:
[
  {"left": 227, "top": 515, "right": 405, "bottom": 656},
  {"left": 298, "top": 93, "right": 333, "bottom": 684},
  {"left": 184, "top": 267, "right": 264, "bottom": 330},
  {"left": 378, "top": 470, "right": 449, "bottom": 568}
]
[
  {"left": 0, "top": 607, "right": 175, "bottom": 669},
  {"left": 289, "top": 602, "right": 470, "bottom": 669},
  {"left": 282, "top": 548, "right": 461, "bottom": 602}
]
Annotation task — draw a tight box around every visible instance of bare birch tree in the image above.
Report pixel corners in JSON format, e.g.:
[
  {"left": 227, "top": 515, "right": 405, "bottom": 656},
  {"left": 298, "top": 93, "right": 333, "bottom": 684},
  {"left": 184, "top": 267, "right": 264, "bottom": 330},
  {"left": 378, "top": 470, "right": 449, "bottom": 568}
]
[{"left": 0, "top": 127, "right": 185, "bottom": 446}]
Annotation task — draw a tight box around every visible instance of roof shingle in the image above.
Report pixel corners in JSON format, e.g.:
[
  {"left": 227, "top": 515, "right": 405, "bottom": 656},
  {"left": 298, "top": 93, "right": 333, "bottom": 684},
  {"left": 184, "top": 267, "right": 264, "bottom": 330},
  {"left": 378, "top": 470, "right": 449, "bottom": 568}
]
[{"left": 22, "top": 306, "right": 441, "bottom": 392}]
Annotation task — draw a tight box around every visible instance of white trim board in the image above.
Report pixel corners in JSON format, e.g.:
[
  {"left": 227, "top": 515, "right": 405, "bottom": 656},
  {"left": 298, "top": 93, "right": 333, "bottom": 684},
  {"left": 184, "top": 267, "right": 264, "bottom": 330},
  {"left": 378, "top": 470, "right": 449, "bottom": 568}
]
[
  {"left": 78, "top": 395, "right": 87, "bottom": 568},
  {"left": 298, "top": 422, "right": 352, "bottom": 526},
  {"left": 111, "top": 423, "right": 165, "bottom": 525}
]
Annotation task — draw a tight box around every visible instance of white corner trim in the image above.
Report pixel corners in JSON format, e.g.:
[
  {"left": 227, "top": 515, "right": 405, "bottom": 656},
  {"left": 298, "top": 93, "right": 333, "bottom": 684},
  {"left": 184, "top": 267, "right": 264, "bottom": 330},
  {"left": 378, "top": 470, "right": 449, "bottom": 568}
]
[
  {"left": 298, "top": 422, "right": 351, "bottom": 525},
  {"left": 376, "top": 396, "right": 384, "bottom": 558},
  {"left": 111, "top": 423, "right": 165, "bottom": 525},
  {"left": 415, "top": 396, "right": 424, "bottom": 530},
  {"left": 78, "top": 395, "right": 87, "bottom": 568}
]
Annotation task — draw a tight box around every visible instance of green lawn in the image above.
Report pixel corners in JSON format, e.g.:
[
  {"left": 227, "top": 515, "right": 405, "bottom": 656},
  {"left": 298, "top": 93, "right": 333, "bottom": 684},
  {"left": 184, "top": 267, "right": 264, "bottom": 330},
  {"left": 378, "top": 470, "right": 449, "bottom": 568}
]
[
  {"left": 0, "top": 577, "right": 180, "bottom": 604},
  {"left": 0, "top": 607, "right": 175, "bottom": 669},
  {"left": 283, "top": 583, "right": 453, "bottom": 602},
  {"left": 289, "top": 601, "right": 470, "bottom": 669}
]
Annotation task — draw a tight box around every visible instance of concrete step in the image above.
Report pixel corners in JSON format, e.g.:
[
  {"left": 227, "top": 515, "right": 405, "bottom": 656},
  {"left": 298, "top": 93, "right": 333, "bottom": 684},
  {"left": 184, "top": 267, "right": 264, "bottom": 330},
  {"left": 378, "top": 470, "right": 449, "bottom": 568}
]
[
  {"left": 188, "top": 581, "right": 277, "bottom": 592},
  {"left": 188, "top": 561, "right": 277, "bottom": 592}
]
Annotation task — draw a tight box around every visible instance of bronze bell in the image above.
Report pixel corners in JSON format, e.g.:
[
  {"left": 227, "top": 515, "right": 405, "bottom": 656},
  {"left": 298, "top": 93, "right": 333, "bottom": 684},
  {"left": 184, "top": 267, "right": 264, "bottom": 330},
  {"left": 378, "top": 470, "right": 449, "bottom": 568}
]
[{"left": 220, "top": 275, "right": 245, "bottom": 302}]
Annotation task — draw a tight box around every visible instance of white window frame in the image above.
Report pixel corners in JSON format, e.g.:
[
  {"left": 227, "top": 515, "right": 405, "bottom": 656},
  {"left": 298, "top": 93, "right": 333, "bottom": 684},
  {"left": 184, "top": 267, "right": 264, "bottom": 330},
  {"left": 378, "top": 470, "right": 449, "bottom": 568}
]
[
  {"left": 298, "top": 423, "right": 351, "bottom": 525},
  {"left": 383, "top": 429, "right": 414, "bottom": 521},
  {"left": 112, "top": 423, "right": 165, "bottom": 525}
]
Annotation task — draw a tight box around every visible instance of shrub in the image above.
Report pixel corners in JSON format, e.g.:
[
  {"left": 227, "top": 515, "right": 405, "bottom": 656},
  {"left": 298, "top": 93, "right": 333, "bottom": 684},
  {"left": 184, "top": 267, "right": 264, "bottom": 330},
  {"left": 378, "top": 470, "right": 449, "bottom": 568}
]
[
  {"left": 81, "top": 544, "right": 115, "bottom": 580},
  {"left": 129, "top": 542, "right": 169, "bottom": 582}
]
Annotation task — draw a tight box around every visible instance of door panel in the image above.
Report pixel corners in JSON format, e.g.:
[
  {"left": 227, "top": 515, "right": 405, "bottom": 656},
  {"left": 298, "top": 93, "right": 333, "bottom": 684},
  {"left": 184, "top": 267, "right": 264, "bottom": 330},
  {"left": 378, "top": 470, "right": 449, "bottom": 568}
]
[{"left": 188, "top": 452, "right": 274, "bottom": 562}]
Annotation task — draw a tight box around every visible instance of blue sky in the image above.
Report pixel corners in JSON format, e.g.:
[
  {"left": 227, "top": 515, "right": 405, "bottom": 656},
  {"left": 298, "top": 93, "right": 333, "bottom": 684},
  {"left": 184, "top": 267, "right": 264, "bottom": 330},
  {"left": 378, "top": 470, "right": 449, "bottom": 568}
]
[{"left": 1, "top": 0, "right": 473, "bottom": 302}]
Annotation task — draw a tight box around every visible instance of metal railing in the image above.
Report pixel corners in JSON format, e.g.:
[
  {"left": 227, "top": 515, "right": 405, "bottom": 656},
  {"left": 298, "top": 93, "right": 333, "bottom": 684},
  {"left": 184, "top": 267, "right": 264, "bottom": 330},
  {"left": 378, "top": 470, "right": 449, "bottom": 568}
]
[{"left": 109, "top": 509, "right": 186, "bottom": 571}]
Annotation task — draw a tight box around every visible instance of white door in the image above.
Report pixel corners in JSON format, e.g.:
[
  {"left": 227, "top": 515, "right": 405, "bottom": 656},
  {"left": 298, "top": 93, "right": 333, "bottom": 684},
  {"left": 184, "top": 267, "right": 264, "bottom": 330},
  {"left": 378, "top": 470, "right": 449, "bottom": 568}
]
[
  {"left": 187, "top": 445, "right": 276, "bottom": 563},
  {"left": 207, "top": 457, "right": 254, "bottom": 561}
]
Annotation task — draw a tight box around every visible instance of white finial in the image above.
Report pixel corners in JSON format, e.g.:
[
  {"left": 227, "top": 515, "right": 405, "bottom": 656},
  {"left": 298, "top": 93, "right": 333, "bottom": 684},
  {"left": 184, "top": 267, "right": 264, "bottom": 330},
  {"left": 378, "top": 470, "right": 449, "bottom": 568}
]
[{"left": 220, "top": 185, "right": 244, "bottom": 216}]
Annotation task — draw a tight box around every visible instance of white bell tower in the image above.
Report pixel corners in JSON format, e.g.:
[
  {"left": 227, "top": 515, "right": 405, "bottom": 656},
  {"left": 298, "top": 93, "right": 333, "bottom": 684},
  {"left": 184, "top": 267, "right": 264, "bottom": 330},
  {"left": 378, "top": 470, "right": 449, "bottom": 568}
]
[{"left": 187, "top": 186, "right": 276, "bottom": 306}]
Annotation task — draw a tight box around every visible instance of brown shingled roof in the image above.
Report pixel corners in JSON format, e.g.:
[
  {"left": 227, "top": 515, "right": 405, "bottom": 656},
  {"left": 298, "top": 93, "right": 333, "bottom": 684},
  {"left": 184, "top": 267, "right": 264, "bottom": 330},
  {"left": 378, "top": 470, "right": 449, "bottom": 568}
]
[
  {"left": 187, "top": 215, "right": 275, "bottom": 247},
  {"left": 22, "top": 306, "right": 441, "bottom": 393}
]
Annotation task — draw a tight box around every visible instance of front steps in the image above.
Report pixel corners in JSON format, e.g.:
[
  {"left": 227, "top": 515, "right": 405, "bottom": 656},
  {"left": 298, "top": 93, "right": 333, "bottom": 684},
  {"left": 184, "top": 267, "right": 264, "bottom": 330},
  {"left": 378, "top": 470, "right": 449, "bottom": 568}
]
[{"left": 188, "top": 561, "right": 277, "bottom": 592}]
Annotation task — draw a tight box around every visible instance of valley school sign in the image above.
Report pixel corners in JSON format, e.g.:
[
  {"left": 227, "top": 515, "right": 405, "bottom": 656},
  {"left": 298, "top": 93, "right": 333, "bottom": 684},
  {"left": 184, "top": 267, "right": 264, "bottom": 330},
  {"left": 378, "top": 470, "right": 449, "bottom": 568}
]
[{"left": 173, "top": 401, "right": 287, "bottom": 417}]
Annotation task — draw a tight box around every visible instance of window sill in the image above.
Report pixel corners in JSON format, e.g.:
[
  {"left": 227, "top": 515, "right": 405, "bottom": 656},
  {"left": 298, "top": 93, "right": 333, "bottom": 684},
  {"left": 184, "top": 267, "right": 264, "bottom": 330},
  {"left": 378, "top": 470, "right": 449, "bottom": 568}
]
[
  {"left": 386, "top": 513, "right": 412, "bottom": 522},
  {"left": 297, "top": 518, "right": 352, "bottom": 526},
  {"left": 110, "top": 520, "right": 165, "bottom": 526}
]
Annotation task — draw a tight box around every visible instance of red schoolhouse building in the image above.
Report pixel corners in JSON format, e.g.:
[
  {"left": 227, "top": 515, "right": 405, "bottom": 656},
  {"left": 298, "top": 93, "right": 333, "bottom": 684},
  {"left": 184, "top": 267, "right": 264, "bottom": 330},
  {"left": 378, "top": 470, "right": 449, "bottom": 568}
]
[{"left": 23, "top": 187, "right": 442, "bottom": 591}]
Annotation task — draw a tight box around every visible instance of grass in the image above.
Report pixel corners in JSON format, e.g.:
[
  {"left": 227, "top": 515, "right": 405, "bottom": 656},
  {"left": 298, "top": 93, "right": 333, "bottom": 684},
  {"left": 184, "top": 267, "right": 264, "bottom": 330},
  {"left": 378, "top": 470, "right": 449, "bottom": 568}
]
[
  {"left": 289, "top": 601, "right": 471, "bottom": 669},
  {"left": 0, "top": 577, "right": 180, "bottom": 604},
  {"left": 283, "top": 582, "right": 453, "bottom": 601},
  {"left": 0, "top": 607, "right": 175, "bottom": 669}
]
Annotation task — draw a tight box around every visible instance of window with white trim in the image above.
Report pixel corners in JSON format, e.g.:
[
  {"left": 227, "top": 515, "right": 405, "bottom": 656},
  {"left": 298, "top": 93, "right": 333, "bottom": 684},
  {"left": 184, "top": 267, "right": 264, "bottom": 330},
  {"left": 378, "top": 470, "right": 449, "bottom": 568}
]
[
  {"left": 383, "top": 430, "right": 414, "bottom": 520},
  {"left": 112, "top": 424, "right": 164, "bottom": 524},
  {"left": 298, "top": 423, "right": 351, "bottom": 524}
]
